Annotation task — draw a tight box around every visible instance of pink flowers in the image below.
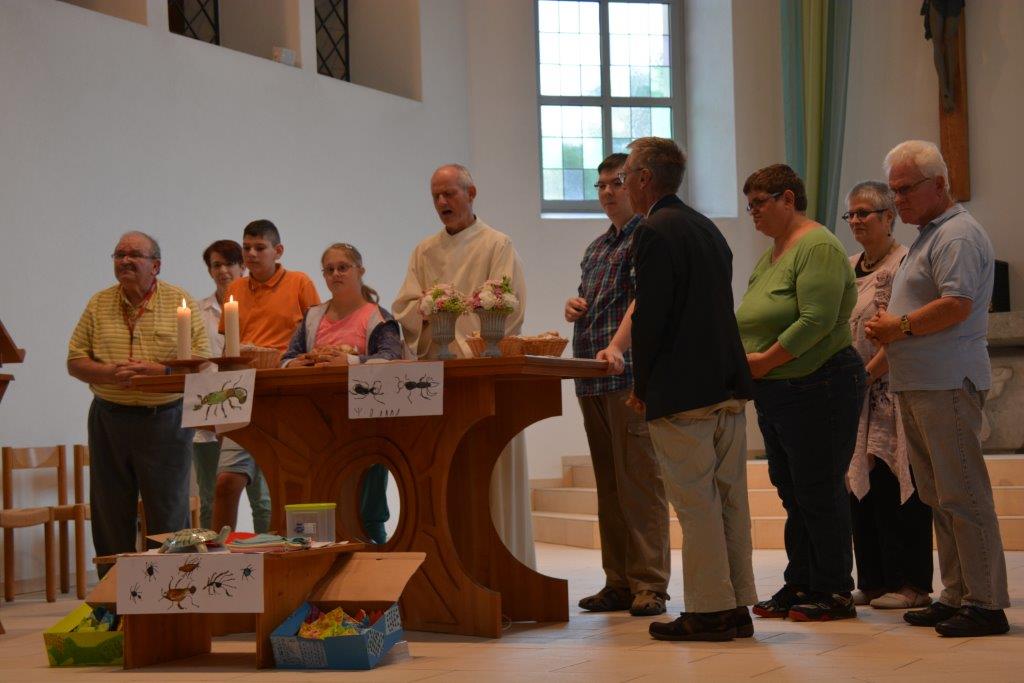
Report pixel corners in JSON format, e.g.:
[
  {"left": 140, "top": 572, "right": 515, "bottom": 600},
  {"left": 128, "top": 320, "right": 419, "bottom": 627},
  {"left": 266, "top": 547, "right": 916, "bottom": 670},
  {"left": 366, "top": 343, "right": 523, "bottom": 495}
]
[
  {"left": 470, "top": 276, "right": 519, "bottom": 314},
  {"left": 419, "top": 283, "right": 469, "bottom": 316}
]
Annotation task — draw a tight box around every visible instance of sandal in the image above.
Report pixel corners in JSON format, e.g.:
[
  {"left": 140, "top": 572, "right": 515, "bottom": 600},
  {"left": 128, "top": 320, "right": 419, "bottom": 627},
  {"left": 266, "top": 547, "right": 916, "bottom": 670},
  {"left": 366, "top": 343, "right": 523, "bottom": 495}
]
[
  {"left": 579, "top": 586, "right": 632, "bottom": 612},
  {"left": 630, "top": 589, "right": 667, "bottom": 616}
]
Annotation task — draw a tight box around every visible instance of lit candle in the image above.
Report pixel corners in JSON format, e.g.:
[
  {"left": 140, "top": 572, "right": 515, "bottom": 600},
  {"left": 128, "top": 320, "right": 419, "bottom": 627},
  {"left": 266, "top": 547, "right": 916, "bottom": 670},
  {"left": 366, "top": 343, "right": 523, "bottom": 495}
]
[
  {"left": 176, "top": 298, "right": 191, "bottom": 360},
  {"left": 224, "top": 294, "right": 240, "bottom": 357}
]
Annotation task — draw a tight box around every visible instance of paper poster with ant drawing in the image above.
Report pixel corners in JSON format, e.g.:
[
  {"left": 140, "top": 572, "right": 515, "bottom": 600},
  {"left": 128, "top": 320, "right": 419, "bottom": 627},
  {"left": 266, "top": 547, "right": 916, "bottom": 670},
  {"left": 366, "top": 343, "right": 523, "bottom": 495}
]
[
  {"left": 116, "top": 552, "right": 263, "bottom": 613},
  {"left": 348, "top": 361, "right": 444, "bottom": 419},
  {"left": 181, "top": 369, "right": 256, "bottom": 434}
]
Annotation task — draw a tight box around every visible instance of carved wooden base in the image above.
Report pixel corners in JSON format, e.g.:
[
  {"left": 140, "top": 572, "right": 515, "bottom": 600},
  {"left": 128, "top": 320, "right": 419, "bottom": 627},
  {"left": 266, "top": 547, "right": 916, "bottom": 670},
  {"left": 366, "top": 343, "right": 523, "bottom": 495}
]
[{"left": 229, "top": 377, "right": 568, "bottom": 638}]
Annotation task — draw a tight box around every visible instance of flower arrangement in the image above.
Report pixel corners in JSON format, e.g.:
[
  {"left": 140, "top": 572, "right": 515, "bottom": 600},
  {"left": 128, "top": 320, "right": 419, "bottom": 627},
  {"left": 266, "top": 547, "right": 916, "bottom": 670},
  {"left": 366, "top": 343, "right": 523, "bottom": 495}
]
[
  {"left": 419, "top": 283, "right": 469, "bottom": 316},
  {"left": 470, "top": 276, "right": 519, "bottom": 314}
]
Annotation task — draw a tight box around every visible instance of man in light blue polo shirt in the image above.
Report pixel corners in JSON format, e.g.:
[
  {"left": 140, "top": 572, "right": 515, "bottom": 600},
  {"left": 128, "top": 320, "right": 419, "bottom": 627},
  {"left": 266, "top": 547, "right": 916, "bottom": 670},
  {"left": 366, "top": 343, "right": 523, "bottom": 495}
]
[{"left": 866, "top": 140, "right": 1008, "bottom": 638}]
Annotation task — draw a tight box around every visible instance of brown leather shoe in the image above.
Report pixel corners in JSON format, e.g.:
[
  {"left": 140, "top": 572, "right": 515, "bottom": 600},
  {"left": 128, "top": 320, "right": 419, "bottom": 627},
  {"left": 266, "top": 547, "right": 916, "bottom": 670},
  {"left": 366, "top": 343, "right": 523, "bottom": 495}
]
[
  {"left": 578, "top": 586, "right": 632, "bottom": 612},
  {"left": 649, "top": 610, "right": 736, "bottom": 641},
  {"left": 630, "top": 590, "right": 667, "bottom": 616}
]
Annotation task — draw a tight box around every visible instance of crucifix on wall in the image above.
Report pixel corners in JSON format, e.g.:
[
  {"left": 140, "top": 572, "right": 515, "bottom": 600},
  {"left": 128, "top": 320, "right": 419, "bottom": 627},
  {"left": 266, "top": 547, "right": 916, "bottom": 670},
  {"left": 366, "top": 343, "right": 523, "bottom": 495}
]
[{"left": 923, "top": 0, "right": 970, "bottom": 201}]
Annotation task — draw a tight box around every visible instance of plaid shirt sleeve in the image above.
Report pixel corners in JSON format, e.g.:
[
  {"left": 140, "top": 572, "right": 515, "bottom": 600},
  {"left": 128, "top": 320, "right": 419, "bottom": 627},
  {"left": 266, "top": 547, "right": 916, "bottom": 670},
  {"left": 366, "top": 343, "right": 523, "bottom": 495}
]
[{"left": 571, "top": 216, "right": 643, "bottom": 396}]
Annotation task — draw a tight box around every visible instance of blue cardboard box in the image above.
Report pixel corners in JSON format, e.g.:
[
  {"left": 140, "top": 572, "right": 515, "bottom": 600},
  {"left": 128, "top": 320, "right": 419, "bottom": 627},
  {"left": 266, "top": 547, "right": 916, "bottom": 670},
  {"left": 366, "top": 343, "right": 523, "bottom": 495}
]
[{"left": 269, "top": 552, "right": 424, "bottom": 670}]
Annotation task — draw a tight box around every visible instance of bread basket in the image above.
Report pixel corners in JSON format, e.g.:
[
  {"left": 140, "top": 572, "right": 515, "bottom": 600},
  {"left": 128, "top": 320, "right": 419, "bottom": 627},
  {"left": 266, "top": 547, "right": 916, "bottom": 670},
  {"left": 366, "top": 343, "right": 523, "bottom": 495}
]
[
  {"left": 240, "top": 346, "right": 283, "bottom": 369},
  {"left": 466, "top": 335, "right": 525, "bottom": 357},
  {"left": 522, "top": 337, "right": 568, "bottom": 357}
]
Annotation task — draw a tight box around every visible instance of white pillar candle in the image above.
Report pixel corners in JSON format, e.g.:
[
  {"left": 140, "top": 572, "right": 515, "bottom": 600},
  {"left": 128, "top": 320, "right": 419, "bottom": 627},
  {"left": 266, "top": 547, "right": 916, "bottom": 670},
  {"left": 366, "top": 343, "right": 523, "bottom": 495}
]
[
  {"left": 224, "top": 294, "right": 240, "bottom": 357},
  {"left": 176, "top": 298, "right": 191, "bottom": 360}
]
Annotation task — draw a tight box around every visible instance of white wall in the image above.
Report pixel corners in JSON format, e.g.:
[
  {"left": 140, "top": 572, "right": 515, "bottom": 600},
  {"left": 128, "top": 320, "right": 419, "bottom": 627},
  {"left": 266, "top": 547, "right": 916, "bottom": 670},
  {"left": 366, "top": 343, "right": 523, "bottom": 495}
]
[
  {"left": 463, "top": 0, "right": 781, "bottom": 478},
  {"left": 0, "top": 0, "right": 468, "bottom": 588},
  {"left": 837, "top": 0, "right": 1024, "bottom": 306},
  {"left": 350, "top": 0, "right": 422, "bottom": 100}
]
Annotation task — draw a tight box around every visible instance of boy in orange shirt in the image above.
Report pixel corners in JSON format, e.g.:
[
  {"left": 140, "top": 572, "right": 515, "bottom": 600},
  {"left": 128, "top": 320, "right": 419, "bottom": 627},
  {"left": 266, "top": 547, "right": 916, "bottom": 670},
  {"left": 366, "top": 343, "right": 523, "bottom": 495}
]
[{"left": 215, "top": 219, "right": 320, "bottom": 532}]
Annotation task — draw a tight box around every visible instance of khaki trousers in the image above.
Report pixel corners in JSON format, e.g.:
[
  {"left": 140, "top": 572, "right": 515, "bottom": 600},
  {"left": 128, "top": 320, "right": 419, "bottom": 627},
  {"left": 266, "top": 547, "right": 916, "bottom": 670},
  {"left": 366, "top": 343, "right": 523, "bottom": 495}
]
[
  {"left": 648, "top": 408, "right": 757, "bottom": 612},
  {"left": 898, "top": 379, "right": 1010, "bottom": 609},
  {"left": 578, "top": 390, "right": 670, "bottom": 595}
]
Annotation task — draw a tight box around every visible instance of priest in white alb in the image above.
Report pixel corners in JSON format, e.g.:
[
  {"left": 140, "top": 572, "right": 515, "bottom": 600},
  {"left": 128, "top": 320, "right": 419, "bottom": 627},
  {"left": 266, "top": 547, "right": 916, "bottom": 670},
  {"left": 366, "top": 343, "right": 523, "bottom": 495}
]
[{"left": 393, "top": 163, "right": 535, "bottom": 568}]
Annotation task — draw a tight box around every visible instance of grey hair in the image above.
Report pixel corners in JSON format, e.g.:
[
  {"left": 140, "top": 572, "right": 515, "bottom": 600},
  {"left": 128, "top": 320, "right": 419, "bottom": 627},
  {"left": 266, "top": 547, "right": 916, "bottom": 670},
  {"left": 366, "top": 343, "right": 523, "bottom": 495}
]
[
  {"left": 433, "top": 163, "right": 475, "bottom": 190},
  {"left": 883, "top": 140, "right": 949, "bottom": 181},
  {"left": 846, "top": 180, "right": 896, "bottom": 214},
  {"left": 119, "top": 231, "right": 161, "bottom": 259},
  {"left": 625, "top": 137, "right": 687, "bottom": 194}
]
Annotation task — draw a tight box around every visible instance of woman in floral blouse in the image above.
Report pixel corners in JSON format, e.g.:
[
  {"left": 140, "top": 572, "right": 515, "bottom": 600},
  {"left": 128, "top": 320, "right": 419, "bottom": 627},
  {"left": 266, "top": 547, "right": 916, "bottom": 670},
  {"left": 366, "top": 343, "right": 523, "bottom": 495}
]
[{"left": 844, "top": 181, "right": 933, "bottom": 610}]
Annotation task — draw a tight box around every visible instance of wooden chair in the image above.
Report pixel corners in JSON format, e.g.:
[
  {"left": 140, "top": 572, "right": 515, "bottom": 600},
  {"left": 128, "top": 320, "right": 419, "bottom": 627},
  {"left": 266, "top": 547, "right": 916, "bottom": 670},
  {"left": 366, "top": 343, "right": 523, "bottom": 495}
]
[{"left": 1, "top": 446, "right": 64, "bottom": 602}]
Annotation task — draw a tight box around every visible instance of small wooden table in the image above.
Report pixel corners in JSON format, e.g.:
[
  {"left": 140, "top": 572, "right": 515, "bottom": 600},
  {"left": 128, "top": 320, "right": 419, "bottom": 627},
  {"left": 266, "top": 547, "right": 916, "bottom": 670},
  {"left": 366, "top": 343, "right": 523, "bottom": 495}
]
[
  {"left": 94, "top": 543, "right": 366, "bottom": 668},
  {"left": 135, "top": 357, "right": 606, "bottom": 639}
]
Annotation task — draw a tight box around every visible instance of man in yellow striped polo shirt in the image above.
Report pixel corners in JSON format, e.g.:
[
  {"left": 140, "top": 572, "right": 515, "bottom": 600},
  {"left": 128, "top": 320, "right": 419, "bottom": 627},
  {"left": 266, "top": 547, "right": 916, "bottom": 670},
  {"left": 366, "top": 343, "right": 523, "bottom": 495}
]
[{"left": 67, "top": 231, "right": 210, "bottom": 573}]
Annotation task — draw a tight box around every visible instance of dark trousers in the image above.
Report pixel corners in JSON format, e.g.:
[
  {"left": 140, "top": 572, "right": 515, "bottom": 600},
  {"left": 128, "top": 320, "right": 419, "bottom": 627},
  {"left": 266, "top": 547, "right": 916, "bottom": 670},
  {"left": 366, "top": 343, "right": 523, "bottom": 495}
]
[
  {"left": 89, "top": 398, "right": 193, "bottom": 576},
  {"left": 360, "top": 464, "right": 390, "bottom": 544},
  {"left": 851, "top": 462, "right": 934, "bottom": 593},
  {"left": 753, "top": 346, "right": 866, "bottom": 595}
]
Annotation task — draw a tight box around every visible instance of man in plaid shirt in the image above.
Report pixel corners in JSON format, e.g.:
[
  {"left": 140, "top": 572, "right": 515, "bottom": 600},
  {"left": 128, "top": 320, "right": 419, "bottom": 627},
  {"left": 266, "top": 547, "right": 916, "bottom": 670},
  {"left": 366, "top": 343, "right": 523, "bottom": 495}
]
[{"left": 566, "top": 153, "right": 671, "bottom": 616}]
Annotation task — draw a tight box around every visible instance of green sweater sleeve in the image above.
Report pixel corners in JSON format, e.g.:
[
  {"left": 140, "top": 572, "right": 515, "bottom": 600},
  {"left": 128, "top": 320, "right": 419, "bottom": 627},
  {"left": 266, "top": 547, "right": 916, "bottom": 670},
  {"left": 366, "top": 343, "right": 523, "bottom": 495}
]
[{"left": 776, "top": 243, "right": 849, "bottom": 357}]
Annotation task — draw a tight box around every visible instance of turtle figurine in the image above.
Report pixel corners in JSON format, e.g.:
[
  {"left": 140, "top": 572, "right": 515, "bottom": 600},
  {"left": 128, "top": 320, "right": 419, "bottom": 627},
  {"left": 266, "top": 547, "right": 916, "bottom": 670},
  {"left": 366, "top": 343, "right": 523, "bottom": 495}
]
[{"left": 157, "top": 525, "right": 232, "bottom": 553}]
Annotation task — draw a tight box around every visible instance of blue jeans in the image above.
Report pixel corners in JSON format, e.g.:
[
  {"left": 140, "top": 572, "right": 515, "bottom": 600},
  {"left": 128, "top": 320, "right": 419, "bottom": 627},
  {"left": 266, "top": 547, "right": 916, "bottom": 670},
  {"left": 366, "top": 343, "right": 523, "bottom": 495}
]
[
  {"left": 753, "top": 346, "right": 866, "bottom": 595},
  {"left": 360, "top": 464, "right": 390, "bottom": 544}
]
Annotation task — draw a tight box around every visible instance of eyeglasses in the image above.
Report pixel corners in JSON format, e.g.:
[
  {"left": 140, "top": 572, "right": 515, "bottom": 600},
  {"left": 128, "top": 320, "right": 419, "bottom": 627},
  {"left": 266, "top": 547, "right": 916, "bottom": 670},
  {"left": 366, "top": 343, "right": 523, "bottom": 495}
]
[
  {"left": 322, "top": 263, "right": 356, "bottom": 276},
  {"left": 111, "top": 251, "right": 157, "bottom": 261},
  {"left": 615, "top": 167, "right": 646, "bottom": 184},
  {"left": 842, "top": 208, "right": 887, "bottom": 223},
  {"left": 745, "top": 192, "right": 782, "bottom": 213},
  {"left": 594, "top": 179, "right": 625, "bottom": 191},
  {"left": 890, "top": 176, "right": 931, "bottom": 197}
]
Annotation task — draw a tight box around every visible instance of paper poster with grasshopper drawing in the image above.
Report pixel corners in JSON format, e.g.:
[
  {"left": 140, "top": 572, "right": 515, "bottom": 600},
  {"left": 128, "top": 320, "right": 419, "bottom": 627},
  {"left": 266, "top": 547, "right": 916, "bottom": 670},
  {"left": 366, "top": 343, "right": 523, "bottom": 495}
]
[{"left": 181, "top": 369, "right": 256, "bottom": 433}]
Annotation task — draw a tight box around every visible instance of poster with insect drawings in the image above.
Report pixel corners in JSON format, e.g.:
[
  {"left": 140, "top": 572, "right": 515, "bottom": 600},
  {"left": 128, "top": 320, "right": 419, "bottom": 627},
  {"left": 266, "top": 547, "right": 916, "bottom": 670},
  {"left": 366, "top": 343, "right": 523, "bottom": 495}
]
[
  {"left": 348, "top": 361, "right": 444, "bottom": 419},
  {"left": 181, "top": 369, "right": 256, "bottom": 433},
  {"left": 116, "top": 553, "right": 263, "bottom": 613}
]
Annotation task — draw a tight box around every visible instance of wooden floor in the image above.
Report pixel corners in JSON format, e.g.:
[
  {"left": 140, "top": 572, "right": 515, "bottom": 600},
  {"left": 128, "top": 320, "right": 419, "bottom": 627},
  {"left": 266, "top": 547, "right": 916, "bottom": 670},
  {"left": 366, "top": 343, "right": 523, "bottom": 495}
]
[{"left": 2, "top": 544, "right": 1022, "bottom": 681}]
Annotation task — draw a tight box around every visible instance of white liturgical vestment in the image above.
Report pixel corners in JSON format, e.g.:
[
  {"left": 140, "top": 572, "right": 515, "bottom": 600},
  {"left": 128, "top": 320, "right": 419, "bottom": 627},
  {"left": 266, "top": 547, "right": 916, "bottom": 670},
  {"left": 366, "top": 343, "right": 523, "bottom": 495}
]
[{"left": 393, "top": 218, "right": 535, "bottom": 568}]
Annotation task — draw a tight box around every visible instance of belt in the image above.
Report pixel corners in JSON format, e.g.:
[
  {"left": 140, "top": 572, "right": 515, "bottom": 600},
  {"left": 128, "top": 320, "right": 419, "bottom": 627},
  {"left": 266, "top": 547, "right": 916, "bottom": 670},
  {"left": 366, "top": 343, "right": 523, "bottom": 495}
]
[{"left": 93, "top": 397, "right": 181, "bottom": 415}]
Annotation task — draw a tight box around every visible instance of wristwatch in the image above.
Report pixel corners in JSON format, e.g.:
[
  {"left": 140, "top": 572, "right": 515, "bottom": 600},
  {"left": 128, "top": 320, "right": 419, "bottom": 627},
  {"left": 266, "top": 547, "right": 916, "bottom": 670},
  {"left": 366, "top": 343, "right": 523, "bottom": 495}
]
[{"left": 899, "top": 314, "right": 913, "bottom": 336}]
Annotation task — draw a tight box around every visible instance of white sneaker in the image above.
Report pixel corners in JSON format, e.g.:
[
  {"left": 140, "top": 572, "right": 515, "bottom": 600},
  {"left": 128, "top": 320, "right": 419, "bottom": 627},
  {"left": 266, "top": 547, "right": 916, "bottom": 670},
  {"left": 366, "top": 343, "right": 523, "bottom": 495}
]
[{"left": 870, "top": 591, "right": 931, "bottom": 609}]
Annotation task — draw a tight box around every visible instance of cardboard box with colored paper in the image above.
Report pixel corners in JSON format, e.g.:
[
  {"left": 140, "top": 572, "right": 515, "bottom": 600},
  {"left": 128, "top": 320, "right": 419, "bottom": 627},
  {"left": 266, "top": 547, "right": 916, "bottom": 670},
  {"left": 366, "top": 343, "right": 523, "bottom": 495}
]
[{"left": 270, "top": 551, "right": 424, "bottom": 670}]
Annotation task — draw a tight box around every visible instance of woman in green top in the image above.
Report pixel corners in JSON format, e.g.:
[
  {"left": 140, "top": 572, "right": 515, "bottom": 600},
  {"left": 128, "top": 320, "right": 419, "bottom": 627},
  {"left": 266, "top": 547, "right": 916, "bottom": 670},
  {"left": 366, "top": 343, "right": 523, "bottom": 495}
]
[{"left": 735, "top": 164, "right": 866, "bottom": 623}]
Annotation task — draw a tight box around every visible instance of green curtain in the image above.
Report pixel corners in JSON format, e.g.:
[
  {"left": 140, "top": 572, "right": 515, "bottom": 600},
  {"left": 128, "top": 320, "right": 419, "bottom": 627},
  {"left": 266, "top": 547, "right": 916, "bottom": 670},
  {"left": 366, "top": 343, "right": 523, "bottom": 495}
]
[{"left": 781, "top": 0, "right": 853, "bottom": 231}]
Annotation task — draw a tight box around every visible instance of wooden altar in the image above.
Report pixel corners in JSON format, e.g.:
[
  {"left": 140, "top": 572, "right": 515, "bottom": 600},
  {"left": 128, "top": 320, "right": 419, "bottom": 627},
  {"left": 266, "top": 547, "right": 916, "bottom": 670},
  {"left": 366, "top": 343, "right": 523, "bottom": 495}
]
[{"left": 134, "top": 356, "right": 607, "bottom": 639}]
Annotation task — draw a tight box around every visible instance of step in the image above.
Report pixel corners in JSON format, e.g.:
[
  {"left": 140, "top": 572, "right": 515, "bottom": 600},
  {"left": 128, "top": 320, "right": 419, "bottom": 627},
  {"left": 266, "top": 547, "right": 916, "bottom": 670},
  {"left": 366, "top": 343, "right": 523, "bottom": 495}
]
[
  {"left": 534, "top": 484, "right": 1023, "bottom": 519},
  {"left": 531, "top": 511, "right": 601, "bottom": 548},
  {"left": 987, "top": 455, "right": 1024, "bottom": 486},
  {"left": 533, "top": 511, "right": 1024, "bottom": 551},
  {"left": 560, "top": 454, "right": 1024, "bottom": 490}
]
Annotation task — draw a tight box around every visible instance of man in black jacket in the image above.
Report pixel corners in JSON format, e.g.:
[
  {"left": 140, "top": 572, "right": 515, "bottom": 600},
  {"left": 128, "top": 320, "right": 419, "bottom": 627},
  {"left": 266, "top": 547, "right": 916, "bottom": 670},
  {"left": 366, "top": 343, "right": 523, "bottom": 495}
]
[{"left": 617, "top": 137, "right": 757, "bottom": 641}]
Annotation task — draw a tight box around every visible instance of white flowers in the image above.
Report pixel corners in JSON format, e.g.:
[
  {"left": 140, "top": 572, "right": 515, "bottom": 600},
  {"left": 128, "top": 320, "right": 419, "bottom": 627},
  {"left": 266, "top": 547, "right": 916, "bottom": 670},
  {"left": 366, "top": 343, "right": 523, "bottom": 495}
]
[{"left": 470, "top": 276, "right": 518, "bottom": 314}]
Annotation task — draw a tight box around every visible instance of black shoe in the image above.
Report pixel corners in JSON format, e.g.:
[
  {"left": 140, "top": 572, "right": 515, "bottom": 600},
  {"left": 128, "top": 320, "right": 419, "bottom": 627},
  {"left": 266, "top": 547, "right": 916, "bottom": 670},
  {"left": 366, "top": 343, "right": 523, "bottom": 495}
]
[
  {"left": 903, "top": 601, "right": 959, "bottom": 627},
  {"left": 935, "top": 606, "right": 1010, "bottom": 637},
  {"left": 788, "top": 593, "right": 857, "bottom": 622},
  {"left": 733, "top": 606, "right": 754, "bottom": 638},
  {"left": 752, "top": 585, "right": 808, "bottom": 619},
  {"left": 649, "top": 610, "right": 737, "bottom": 642}
]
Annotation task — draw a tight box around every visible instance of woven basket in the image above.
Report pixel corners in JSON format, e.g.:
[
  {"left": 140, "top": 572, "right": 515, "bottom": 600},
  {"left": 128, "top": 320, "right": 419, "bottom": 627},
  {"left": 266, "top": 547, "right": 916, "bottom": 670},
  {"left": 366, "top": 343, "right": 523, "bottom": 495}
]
[
  {"left": 466, "top": 336, "right": 525, "bottom": 357},
  {"left": 522, "top": 337, "right": 568, "bottom": 357},
  {"left": 499, "top": 336, "right": 525, "bottom": 356},
  {"left": 465, "top": 336, "right": 486, "bottom": 357},
  {"left": 240, "top": 347, "right": 282, "bottom": 369}
]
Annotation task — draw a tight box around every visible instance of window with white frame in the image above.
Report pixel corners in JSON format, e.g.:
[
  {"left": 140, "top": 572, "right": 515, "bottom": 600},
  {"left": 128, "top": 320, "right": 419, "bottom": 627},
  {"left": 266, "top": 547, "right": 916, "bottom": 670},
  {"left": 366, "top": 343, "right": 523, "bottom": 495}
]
[{"left": 537, "top": 0, "right": 683, "bottom": 213}]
